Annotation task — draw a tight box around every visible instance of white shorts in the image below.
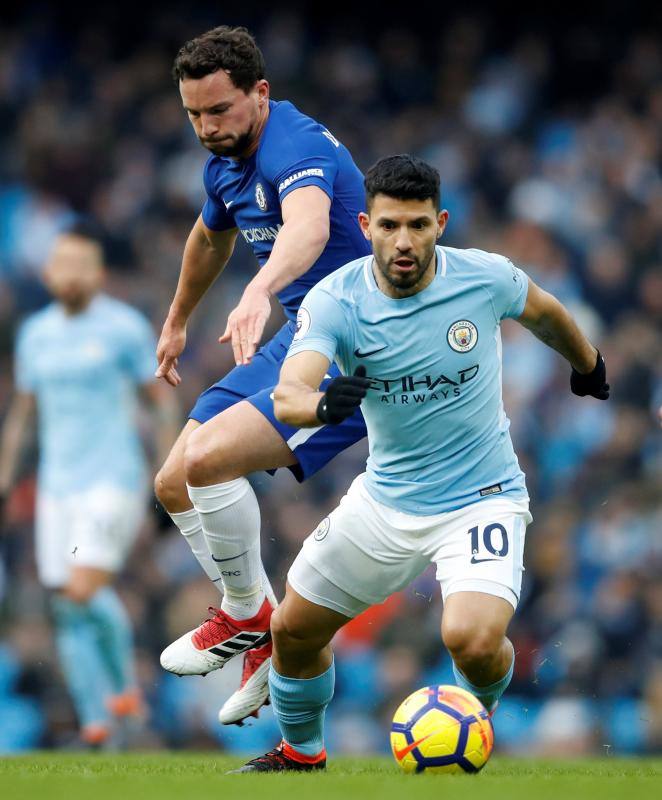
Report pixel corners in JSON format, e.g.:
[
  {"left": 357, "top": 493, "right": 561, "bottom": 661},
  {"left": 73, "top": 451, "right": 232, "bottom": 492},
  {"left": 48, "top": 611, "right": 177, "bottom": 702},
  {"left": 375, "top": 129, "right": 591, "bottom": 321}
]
[
  {"left": 35, "top": 483, "right": 146, "bottom": 588},
  {"left": 288, "top": 474, "right": 532, "bottom": 618}
]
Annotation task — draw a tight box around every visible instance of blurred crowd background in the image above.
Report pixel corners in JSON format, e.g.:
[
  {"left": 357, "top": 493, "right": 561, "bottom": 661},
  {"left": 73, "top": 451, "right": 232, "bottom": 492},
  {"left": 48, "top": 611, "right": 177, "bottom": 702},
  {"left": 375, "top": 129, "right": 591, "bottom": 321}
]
[{"left": 0, "top": 2, "right": 660, "bottom": 757}]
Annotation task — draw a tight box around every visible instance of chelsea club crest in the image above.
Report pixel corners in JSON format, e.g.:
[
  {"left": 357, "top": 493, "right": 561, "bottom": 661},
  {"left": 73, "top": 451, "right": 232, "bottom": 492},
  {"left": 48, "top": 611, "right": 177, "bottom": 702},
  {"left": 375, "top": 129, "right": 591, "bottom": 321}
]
[
  {"left": 255, "top": 182, "right": 268, "bottom": 211},
  {"left": 447, "top": 320, "right": 478, "bottom": 352}
]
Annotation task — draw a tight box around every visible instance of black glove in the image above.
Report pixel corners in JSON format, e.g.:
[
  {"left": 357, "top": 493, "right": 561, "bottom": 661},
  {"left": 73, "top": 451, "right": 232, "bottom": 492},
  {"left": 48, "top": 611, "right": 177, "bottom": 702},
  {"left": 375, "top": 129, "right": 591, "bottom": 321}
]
[
  {"left": 570, "top": 350, "right": 610, "bottom": 400},
  {"left": 316, "top": 365, "right": 370, "bottom": 425}
]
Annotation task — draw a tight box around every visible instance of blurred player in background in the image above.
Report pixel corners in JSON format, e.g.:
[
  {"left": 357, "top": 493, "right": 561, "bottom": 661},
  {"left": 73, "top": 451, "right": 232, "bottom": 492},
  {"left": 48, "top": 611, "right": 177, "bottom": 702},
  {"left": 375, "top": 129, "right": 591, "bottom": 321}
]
[
  {"left": 153, "top": 26, "right": 370, "bottom": 723},
  {"left": 233, "top": 155, "right": 610, "bottom": 771},
  {"left": 0, "top": 223, "right": 178, "bottom": 747}
]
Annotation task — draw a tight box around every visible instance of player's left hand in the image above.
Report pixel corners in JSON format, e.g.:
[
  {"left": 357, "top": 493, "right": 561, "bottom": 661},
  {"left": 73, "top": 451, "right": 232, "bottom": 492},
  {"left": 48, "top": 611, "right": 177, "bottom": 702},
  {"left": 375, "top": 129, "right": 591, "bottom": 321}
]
[
  {"left": 219, "top": 287, "right": 271, "bottom": 366},
  {"left": 570, "top": 350, "right": 610, "bottom": 400}
]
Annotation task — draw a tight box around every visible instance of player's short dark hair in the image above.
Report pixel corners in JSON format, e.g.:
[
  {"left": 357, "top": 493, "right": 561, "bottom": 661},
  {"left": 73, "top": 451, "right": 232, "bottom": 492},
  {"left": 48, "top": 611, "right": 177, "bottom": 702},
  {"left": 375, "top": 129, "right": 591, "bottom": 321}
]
[
  {"left": 63, "top": 219, "right": 106, "bottom": 261},
  {"left": 364, "top": 155, "right": 440, "bottom": 210},
  {"left": 172, "top": 26, "right": 265, "bottom": 92}
]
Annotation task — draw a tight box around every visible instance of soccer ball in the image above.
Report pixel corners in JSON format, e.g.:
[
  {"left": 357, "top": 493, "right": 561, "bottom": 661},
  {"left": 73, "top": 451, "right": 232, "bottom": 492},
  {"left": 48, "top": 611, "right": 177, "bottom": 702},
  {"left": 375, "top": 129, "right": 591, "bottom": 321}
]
[{"left": 390, "top": 684, "right": 494, "bottom": 774}]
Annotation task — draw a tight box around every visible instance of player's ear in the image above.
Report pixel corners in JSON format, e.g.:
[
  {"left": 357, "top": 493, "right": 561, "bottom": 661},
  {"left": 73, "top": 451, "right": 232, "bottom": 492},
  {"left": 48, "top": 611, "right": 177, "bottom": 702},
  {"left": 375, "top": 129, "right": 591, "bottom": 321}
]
[
  {"left": 437, "top": 209, "right": 449, "bottom": 237},
  {"left": 255, "top": 79, "right": 269, "bottom": 106},
  {"left": 358, "top": 212, "right": 371, "bottom": 240}
]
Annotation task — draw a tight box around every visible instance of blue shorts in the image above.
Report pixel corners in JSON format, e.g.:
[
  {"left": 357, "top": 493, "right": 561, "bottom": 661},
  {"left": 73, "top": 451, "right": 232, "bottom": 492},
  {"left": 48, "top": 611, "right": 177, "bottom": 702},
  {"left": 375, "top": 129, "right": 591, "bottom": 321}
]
[{"left": 189, "top": 321, "right": 367, "bottom": 482}]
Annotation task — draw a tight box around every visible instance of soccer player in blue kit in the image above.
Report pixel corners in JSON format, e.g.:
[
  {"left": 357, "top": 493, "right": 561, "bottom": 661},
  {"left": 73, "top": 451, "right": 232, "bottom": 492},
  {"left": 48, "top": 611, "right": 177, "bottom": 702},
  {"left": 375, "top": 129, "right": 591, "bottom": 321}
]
[
  {"left": 231, "top": 155, "right": 610, "bottom": 771},
  {"left": 154, "top": 26, "right": 370, "bottom": 724}
]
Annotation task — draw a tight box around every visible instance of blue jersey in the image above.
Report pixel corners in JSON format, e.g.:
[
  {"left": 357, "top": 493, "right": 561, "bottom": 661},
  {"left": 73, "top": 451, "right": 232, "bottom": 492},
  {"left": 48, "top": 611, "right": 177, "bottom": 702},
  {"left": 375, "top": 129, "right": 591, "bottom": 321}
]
[
  {"left": 287, "top": 246, "right": 530, "bottom": 515},
  {"left": 15, "top": 294, "right": 157, "bottom": 495},
  {"left": 201, "top": 100, "right": 370, "bottom": 321}
]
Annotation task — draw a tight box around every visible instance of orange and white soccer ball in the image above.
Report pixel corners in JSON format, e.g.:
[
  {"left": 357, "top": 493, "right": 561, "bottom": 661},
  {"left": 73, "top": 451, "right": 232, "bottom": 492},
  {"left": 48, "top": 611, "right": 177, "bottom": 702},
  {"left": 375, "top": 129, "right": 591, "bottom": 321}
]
[{"left": 390, "top": 684, "right": 494, "bottom": 774}]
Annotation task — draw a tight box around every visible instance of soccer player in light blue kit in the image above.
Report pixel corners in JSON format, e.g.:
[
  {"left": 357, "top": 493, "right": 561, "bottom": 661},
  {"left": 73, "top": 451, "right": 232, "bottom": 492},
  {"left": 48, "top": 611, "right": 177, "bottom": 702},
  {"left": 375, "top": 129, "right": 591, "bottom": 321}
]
[
  {"left": 231, "top": 155, "right": 610, "bottom": 771},
  {"left": 0, "top": 224, "right": 177, "bottom": 746},
  {"left": 153, "top": 27, "right": 370, "bottom": 724}
]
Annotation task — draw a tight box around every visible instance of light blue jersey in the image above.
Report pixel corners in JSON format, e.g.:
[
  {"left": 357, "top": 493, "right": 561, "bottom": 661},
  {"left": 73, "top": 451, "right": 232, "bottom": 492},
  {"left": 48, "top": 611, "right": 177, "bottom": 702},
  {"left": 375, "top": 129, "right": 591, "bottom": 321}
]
[
  {"left": 15, "top": 294, "right": 156, "bottom": 495},
  {"left": 286, "top": 246, "right": 530, "bottom": 515}
]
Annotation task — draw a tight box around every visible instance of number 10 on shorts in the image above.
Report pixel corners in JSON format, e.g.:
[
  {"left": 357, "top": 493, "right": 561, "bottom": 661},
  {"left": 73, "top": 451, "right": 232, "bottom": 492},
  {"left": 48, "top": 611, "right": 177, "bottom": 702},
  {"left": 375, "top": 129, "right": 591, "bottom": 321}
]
[{"left": 468, "top": 523, "right": 509, "bottom": 563}]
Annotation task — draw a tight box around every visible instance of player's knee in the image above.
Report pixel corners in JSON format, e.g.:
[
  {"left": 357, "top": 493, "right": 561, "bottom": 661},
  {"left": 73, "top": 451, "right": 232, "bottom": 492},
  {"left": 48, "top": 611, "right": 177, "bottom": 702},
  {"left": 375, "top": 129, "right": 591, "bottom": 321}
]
[
  {"left": 442, "top": 619, "right": 503, "bottom": 666},
  {"left": 154, "top": 463, "right": 186, "bottom": 511},
  {"left": 270, "top": 605, "right": 317, "bottom": 659},
  {"left": 64, "top": 583, "right": 96, "bottom": 604},
  {"left": 183, "top": 429, "right": 215, "bottom": 485},
  {"left": 270, "top": 605, "right": 297, "bottom": 652},
  {"left": 184, "top": 426, "right": 245, "bottom": 485}
]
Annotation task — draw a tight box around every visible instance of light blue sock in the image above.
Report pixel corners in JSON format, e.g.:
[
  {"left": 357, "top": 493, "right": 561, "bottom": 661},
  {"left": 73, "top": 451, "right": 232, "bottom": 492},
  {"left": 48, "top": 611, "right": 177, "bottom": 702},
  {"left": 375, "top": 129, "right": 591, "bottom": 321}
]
[
  {"left": 268, "top": 661, "right": 335, "bottom": 756},
  {"left": 51, "top": 595, "right": 112, "bottom": 727},
  {"left": 87, "top": 587, "right": 136, "bottom": 694},
  {"left": 452, "top": 643, "right": 515, "bottom": 713}
]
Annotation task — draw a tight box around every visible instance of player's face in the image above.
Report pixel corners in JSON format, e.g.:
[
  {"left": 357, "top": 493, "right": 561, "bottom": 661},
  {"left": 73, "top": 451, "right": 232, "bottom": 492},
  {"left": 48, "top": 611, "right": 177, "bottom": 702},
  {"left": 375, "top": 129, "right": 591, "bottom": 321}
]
[
  {"left": 180, "top": 70, "right": 269, "bottom": 158},
  {"left": 44, "top": 235, "right": 104, "bottom": 312},
  {"left": 359, "top": 196, "right": 448, "bottom": 297}
]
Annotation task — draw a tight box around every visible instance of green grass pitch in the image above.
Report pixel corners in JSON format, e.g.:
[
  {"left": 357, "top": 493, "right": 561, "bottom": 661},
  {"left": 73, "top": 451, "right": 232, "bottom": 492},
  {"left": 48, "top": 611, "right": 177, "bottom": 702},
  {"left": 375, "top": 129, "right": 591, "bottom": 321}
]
[{"left": 1, "top": 754, "right": 660, "bottom": 800}]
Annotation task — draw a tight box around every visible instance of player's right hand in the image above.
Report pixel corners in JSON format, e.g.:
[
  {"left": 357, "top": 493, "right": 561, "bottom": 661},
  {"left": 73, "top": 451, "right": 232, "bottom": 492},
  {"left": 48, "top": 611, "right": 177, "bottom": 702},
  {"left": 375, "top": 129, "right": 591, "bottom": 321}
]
[
  {"left": 316, "top": 365, "right": 371, "bottom": 425},
  {"left": 155, "top": 321, "right": 186, "bottom": 387}
]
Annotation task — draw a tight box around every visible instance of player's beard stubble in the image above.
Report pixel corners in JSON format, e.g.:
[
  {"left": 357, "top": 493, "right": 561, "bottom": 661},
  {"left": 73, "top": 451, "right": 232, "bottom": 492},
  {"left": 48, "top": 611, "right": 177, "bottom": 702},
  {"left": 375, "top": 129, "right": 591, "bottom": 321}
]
[
  {"left": 200, "top": 113, "right": 261, "bottom": 158},
  {"left": 201, "top": 130, "right": 253, "bottom": 157},
  {"left": 372, "top": 239, "right": 437, "bottom": 297}
]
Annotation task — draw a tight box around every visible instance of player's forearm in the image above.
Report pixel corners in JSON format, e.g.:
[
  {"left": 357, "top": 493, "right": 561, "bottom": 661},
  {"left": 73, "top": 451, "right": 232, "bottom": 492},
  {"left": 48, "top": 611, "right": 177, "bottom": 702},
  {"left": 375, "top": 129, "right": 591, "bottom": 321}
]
[
  {"left": 248, "top": 215, "right": 330, "bottom": 298},
  {"left": 0, "top": 395, "right": 34, "bottom": 493},
  {"left": 520, "top": 294, "right": 598, "bottom": 373},
  {"left": 167, "top": 223, "right": 234, "bottom": 324},
  {"left": 274, "top": 380, "right": 324, "bottom": 428}
]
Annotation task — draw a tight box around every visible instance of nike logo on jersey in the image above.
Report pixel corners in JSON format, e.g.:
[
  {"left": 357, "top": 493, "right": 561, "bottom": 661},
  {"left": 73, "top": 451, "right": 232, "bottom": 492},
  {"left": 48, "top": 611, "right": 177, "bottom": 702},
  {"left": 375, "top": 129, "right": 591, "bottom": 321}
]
[
  {"left": 223, "top": 200, "right": 234, "bottom": 210},
  {"left": 211, "top": 550, "right": 249, "bottom": 563},
  {"left": 393, "top": 734, "right": 432, "bottom": 760},
  {"left": 354, "top": 346, "right": 387, "bottom": 358},
  {"left": 470, "top": 556, "right": 500, "bottom": 564}
]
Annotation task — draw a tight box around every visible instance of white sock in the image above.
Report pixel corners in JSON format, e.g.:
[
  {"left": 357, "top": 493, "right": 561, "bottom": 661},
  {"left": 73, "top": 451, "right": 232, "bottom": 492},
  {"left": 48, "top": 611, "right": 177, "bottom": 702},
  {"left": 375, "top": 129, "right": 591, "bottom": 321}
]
[
  {"left": 169, "top": 508, "right": 224, "bottom": 595},
  {"left": 187, "top": 478, "right": 272, "bottom": 620}
]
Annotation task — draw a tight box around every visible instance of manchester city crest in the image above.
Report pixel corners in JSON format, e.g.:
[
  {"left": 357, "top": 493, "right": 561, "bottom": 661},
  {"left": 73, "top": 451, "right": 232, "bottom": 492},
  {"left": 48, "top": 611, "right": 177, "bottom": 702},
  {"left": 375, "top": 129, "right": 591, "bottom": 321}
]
[
  {"left": 447, "top": 320, "right": 478, "bottom": 352},
  {"left": 255, "top": 182, "right": 267, "bottom": 211},
  {"left": 313, "top": 517, "right": 330, "bottom": 541}
]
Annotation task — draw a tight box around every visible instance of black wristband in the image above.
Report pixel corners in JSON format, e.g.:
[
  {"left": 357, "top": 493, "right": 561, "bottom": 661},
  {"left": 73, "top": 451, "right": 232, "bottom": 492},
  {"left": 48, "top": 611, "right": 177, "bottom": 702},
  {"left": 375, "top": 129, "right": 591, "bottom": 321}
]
[{"left": 316, "top": 395, "right": 332, "bottom": 424}]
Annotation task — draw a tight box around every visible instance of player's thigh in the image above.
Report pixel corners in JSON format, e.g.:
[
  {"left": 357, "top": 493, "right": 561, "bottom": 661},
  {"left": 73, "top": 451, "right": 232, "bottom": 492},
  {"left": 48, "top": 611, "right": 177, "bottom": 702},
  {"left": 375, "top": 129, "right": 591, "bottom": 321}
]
[
  {"left": 69, "top": 484, "right": 146, "bottom": 579},
  {"left": 34, "top": 492, "right": 71, "bottom": 589},
  {"left": 185, "top": 399, "right": 297, "bottom": 482},
  {"left": 432, "top": 497, "right": 532, "bottom": 613},
  {"left": 250, "top": 361, "right": 367, "bottom": 483},
  {"left": 291, "top": 475, "right": 427, "bottom": 613}
]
